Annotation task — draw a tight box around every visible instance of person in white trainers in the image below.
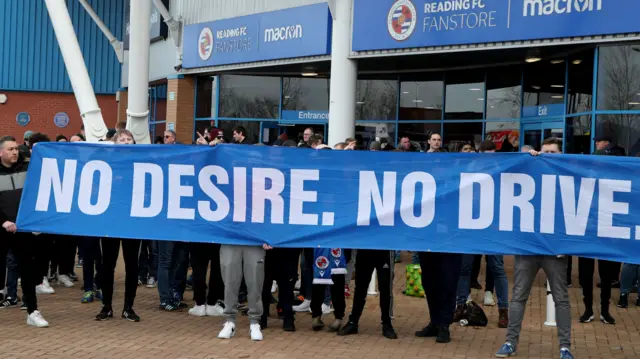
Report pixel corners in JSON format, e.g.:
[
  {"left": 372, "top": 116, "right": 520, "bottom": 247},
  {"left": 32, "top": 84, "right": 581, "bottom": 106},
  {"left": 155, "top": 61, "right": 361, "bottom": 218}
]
[
  {"left": 218, "top": 243, "right": 270, "bottom": 341},
  {"left": 188, "top": 242, "right": 225, "bottom": 317},
  {"left": 0, "top": 135, "right": 49, "bottom": 327}
]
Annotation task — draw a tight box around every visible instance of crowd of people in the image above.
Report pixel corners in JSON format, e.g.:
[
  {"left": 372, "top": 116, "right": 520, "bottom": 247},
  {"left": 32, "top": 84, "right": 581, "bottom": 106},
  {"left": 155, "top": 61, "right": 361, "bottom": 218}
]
[{"left": 0, "top": 123, "right": 632, "bottom": 359}]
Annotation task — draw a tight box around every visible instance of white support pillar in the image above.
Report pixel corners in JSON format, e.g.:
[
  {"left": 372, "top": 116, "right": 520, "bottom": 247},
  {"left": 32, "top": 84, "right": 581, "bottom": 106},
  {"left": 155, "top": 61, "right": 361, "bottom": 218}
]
[
  {"left": 126, "top": 0, "right": 152, "bottom": 144},
  {"left": 544, "top": 279, "right": 557, "bottom": 327},
  {"left": 367, "top": 269, "right": 378, "bottom": 296},
  {"left": 44, "top": 0, "right": 107, "bottom": 143},
  {"left": 327, "top": 0, "right": 357, "bottom": 147},
  {"left": 78, "top": 0, "right": 124, "bottom": 63}
]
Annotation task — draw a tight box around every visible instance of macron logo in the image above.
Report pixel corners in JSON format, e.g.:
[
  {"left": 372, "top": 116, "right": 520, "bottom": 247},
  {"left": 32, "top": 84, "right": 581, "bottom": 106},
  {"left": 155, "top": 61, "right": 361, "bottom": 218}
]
[
  {"left": 523, "top": 0, "right": 602, "bottom": 17},
  {"left": 264, "top": 25, "right": 303, "bottom": 43}
]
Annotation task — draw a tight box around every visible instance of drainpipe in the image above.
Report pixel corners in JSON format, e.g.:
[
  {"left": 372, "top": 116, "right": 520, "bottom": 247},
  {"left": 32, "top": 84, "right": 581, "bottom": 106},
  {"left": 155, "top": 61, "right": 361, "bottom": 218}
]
[
  {"left": 126, "top": 0, "right": 152, "bottom": 144},
  {"left": 44, "top": 0, "right": 107, "bottom": 142},
  {"left": 152, "top": 0, "right": 183, "bottom": 69},
  {"left": 77, "top": 0, "right": 124, "bottom": 63}
]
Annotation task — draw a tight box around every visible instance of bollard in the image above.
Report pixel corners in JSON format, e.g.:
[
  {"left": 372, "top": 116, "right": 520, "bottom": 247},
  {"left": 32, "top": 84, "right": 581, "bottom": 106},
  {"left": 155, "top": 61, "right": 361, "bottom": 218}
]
[
  {"left": 544, "top": 279, "right": 557, "bottom": 327},
  {"left": 367, "top": 269, "right": 378, "bottom": 295}
]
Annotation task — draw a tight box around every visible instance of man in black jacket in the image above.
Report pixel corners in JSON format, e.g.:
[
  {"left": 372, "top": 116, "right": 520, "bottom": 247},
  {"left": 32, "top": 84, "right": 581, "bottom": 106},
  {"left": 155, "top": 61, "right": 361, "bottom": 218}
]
[{"left": 0, "top": 136, "right": 49, "bottom": 327}]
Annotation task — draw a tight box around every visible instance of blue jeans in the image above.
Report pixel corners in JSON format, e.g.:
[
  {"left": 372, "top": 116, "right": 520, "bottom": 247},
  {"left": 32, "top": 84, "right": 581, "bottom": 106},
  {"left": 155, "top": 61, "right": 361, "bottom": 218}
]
[
  {"left": 411, "top": 252, "right": 420, "bottom": 264},
  {"left": 157, "top": 241, "right": 189, "bottom": 303},
  {"left": 457, "top": 254, "right": 509, "bottom": 309},
  {"left": 6, "top": 250, "right": 19, "bottom": 299},
  {"left": 621, "top": 263, "right": 640, "bottom": 295}
]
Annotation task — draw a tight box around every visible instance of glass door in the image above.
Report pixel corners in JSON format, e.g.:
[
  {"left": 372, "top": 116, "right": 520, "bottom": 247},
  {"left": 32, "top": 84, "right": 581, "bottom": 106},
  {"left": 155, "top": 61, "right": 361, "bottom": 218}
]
[{"left": 521, "top": 121, "right": 564, "bottom": 151}]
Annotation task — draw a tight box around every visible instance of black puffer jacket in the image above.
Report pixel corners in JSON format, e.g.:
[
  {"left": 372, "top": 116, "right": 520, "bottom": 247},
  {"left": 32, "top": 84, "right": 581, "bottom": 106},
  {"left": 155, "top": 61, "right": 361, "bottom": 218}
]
[{"left": 0, "top": 161, "right": 29, "bottom": 223}]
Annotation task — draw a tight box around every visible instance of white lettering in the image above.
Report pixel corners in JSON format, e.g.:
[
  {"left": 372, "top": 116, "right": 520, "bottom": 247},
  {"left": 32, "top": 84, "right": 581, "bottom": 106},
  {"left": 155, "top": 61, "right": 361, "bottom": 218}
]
[
  {"left": 131, "top": 163, "right": 163, "bottom": 218},
  {"left": 597, "top": 179, "right": 631, "bottom": 239},
  {"left": 357, "top": 171, "right": 396, "bottom": 226},
  {"left": 400, "top": 172, "right": 436, "bottom": 228},
  {"left": 559, "top": 176, "right": 596, "bottom": 236},
  {"left": 539, "top": 175, "right": 556, "bottom": 234},
  {"left": 459, "top": 173, "right": 494, "bottom": 230},
  {"left": 198, "top": 165, "right": 230, "bottom": 222},
  {"left": 167, "top": 164, "right": 195, "bottom": 220},
  {"left": 264, "top": 24, "right": 303, "bottom": 42},
  {"left": 523, "top": 0, "right": 603, "bottom": 17},
  {"left": 35, "top": 158, "right": 76, "bottom": 213},
  {"left": 77, "top": 161, "right": 112, "bottom": 216},
  {"left": 289, "top": 170, "right": 320, "bottom": 226},
  {"left": 233, "top": 168, "right": 247, "bottom": 222},
  {"left": 499, "top": 173, "right": 535, "bottom": 232},
  {"left": 251, "top": 168, "right": 285, "bottom": 224}
]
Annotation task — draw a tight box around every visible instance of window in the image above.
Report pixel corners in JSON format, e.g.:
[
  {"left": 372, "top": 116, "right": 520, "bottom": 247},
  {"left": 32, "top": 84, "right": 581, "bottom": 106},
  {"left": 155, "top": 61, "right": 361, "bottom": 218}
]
[
  {"left": 567, "top": 49, "right": 594, "bottom": 114},
  {"left": 523, "top": 59, "right": 566, "bottom": 107},
  {"left": 486, "top": 66, "right": 521, "bottom": 119},
  {"left": 217, "top": 120, "right": 261, "bottom": 143},
  {"left": 219, "top": 75, "right": 280, "bottom": 119},
  {"left": 597, "top": 45, "right": 640, "bottom": 111},
  {"left": 485, "top": 120, "right": 520, "bottom": 152},
  {"left": 444, "top": 122, "right": 483, "bottom": 152},
  {"left": 282, "top": 78, "right": 329, "bottom": 111},
  {"left": 566, "top": 115, "right": 592, "bottom": 154},
  {"left": 445, "top": 71, "right": 484, "bottom": 120},
  {"left": 399, "top": 78, "right": 443, "bottom": 121},
  {"left": 398, "top": 122, "right": 440, "bottom": 150},
  {"left": 356, "top": 123, "right": 396, "bottom": 149},
  {"left": 596, "top": 114, "right": 640, "bottom": 156},
  {"left": 355, "top": 80, "right": 398, "bottom": 121},
  {"left": 196, "top": 76, "right": 216, "bottom": 118}
]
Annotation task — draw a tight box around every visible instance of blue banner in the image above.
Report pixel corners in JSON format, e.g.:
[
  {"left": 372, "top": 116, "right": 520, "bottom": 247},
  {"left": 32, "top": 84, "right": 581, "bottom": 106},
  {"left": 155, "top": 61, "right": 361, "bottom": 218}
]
[
  {"left": 352, "top": 0, "right": 640, "bottom": 52},
  {"left": 182, "top": 4, "right": 332, "bottom": 68},
  {"left": 16, "top": 143, "right": 640, "bottom": 264}
]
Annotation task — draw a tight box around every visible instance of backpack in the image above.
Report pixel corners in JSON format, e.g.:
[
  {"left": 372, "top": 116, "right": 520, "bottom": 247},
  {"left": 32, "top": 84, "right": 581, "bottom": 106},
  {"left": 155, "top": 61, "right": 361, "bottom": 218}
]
[{"left": 460, "top": 301, "right": 488, "bottom": 327}]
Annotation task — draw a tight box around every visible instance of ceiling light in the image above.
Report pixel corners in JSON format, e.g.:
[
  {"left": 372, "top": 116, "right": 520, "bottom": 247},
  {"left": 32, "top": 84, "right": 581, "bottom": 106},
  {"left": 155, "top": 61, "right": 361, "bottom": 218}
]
[
  {"left": 629, "top": 102, "right": 640, "bottom": 105},
  {"left": 551, "top": 85, "right": 564, "bottom": 88},
  {"left": 572, "top": 59, "right": 583, "bottom": 65},
  {"left": 532, "top": 85, "right": 541, "bottom": 90},
  {"left": 525, "top": 48, "right": 542, "bottom": 63},
  {"left": 424, "top": 106, "right": 435, "bottom": 109},
  {"left": 403, "top": 91, "right": 410, "bottom": 94},
  {"left": 412, "top": 100, "right": 423, "bottom": 103},
  {"left": 301, "top": 66, "right": 318, "bottom": 77},
  {"left": 356, "top": 101, "right": 365, "bottom": 105},
  {"left": 551, "top": 95, "right": 564, "bottom": 99},
  {"left": 490, "top": 105, "right": 495, "bottom": 108},
  {"left": 550, "top": 59, "right": 564, "bottom": 64},
  {"left": 468, "top": 88, "right": 482, "bottom": 91},
  {"left": 284, "top": 96, "right": 291, "bottom": 99},
  {"left": 477, "top": 98, "right": 484, "bottom": 101}
]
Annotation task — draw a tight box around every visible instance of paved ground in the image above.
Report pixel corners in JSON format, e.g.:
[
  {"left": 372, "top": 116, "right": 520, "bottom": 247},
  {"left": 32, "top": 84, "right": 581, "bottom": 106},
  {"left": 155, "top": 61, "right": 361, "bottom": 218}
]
[{"left": 1, "top": 254, "right": 640, "bottom": 359}]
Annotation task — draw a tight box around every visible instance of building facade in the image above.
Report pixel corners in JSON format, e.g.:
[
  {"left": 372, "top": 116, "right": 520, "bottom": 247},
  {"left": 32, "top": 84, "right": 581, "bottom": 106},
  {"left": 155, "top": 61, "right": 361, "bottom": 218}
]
[
  {"left": 0, "top": 0, "right": 123, "bottom": 141},
  {"left": 149, "top": 0, "right": 640, "bottom": 156}
]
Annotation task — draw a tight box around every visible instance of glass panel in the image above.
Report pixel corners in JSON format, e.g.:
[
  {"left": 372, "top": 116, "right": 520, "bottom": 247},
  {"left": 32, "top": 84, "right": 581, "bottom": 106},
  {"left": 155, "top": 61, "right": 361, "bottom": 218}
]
[
  {"left": 196, "top": 76, "right": 216, "bottom": 118},
  {"left": 543, "top": 127, "right": 564, "bottom": 144},
  {"left": 219, "top": 75, "right": 280, "bottom": 119},
  {"left": 355, "top": 80, "right": 398, "bottom": 121},
  {"left": 151, "top": 122, "right": 166, "bottom": 144},
  {"left": 356, "top": 123, "right": 396, "bottom": 149},
  {"left": 596, "top": 114, "right": 640, "bottom": 156},
  {"left": 282, "top": 78, "right": 330, "bottom": 111},
  {"left": 485, "top": 120, "right": 521, "bottom": 152},
  {"left": 261, "top": 126, "right": 279, "bottom": 145},
  {"left": 194, "top": 120, "right": 216, "bottom": 143},
  {"left": 566, "top": 115, "right": 592, "bottom": 154},
  {"left": 486, "top": 66, "right": 521, "bottom": 119},
  {"left": 399, "top": 79, "right": 443, "bottom": 121},
  {"left": 567, "top": 50, "right": 594, "bottom": 114},
  {"left": 217, "top": 120, "right": 262, "bottom": 143},
  {"left": 281, "top": 124, "right": 326, "bottom": 145},
  {"left": 597, "top": 45, "right": 640, "bottom": 111},
  {"left": 523, "top": 58, "right": 566, "bottom": 106},
  {"left": 523, "top": 129, "right": 542, "bottom": 151},
  {"left": 443, "top": 122, "right": 483, "bottom": 152},
  {"left": 398, "top": 123, "right": 440, "bottom": 151},
  {"left": 445, "top": 71, "right": 484, "bottom": 120}
]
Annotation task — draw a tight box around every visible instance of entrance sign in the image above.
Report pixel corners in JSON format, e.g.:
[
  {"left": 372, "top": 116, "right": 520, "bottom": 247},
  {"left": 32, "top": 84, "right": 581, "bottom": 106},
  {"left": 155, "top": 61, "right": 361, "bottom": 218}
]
[
  {"left": 182, "top": 4, "right": 332, "bottom": 68},
  {"left": 352, "top": 0, "right": 640, "bottom": 52},
  {"left": 281, "top": 110, "right": 329, "bottom": 124},
  {"left": 17, "top": 143, "right": 640, "bottom": 264}
]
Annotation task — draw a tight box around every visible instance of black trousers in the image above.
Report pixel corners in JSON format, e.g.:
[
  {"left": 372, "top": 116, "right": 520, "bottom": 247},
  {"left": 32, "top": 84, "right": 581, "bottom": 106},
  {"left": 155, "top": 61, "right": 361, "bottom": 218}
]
[
  {"left": 312, "top": 273, "right": 346, "bottom": 319},
  {"left": 419, "top": 252, "right": 462, "bottom": 327},
  {"left": 99, "top": 238, "right": 140, "bottom": 308},
  {"left": 36, "top": 235, "right": 54, "bottom": 280},
  {"left": 349, "top": 249, "right": 394, "bottom": 326},
  {"left": 472, "top": 255, "right": 482, "bottom": 284},
  {"left": 190, "top": 242, "right": 224, "bottom": 306},
  {"left": 50, "top": 235, "right": 77, "bottom": 275},
  {"left": 138, "top": 240, "right": 158, "bottom": 280},
  {"left": 262, "top": 248, "right": 300, "bottom": 321},
  {"left": 578, "top": 257, "right": 618, "bottom": 311},
  {"left": 0, "top": 232, "right": 39, "bottom": 313}
]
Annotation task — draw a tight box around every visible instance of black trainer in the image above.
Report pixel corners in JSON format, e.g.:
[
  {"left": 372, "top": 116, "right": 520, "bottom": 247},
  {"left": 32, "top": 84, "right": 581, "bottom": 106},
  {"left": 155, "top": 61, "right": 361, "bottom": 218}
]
[
  {"left": 0, "top": 297, "right": 18, "bottom": 308},
  {"left": 260, "top": 316, "right": 268, "bottom": 330},
  {"left": 159, "top": 302, "right": 181, "bottom": 312},
  {"left": 20, "top": 302, "right": 27, "bottom": 311},
  {"left": 415, "top": 322, "right": 438, "bottom": 337},
  {"left": 283, "top": 317, "right": 296, "bottom": 332},
  {"left": 579, "top": 310, "right": 594, "bottom": 323},
  {"left": 636, "top": 297, "right": 640, "bottom": 307},
  {"left": 382, "top": 323, "right": 398, "bottom": 339},
  {"left": 68, "top": 272, "right": 79, "bottom": 281},
  {"left": 618, "top": 294, "right": 629, "bottom": 308},
  {"left": 436, "top": 326, "right": 451, "bottom": 343},
  {"left": 96, "top": 306, "right": 114, "bottom": 321},
  {"left": 337, "top": 321, "right": 358, "bottom": 336},
  {"left": 600, "top": 312, "right": 616, "bottom": 325},
  {"left": 122, "top": 308, "right": 141, "bottom": 322}
]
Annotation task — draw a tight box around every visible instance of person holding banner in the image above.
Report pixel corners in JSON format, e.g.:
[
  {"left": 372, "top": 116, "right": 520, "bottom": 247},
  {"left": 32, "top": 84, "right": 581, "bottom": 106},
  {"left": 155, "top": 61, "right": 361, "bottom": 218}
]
[
  {"left": 309, "top": 248, "right": 349, "bottom": 332},
  {"left": 95, "top": 130, "right": 142, "bottom": 322},
  {"left": 496, "top": 138, "right": 573, "bottom": 359},
  {"left": 0, "top": 135, "right": 49, "bottom": 327}
]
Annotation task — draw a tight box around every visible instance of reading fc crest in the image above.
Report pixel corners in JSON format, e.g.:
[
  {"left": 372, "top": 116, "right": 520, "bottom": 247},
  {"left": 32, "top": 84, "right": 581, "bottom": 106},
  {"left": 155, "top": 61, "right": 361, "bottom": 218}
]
[
  {"left": 316, "top": 256, "right": 330, "bottom": 270},
  {"left": 198, "top": 27, "right": 213, "bottom": 61},
  {"left": 387, "top": 0, "right": 417, "bottom": 41}
]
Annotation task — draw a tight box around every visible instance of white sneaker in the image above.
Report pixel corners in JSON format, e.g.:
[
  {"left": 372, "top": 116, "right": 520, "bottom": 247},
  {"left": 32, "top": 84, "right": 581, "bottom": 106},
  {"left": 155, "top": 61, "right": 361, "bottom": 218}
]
[
  {"left": 271, "top": 280, "right": 277, "bottom": 293},
  {"left": 206, "top": 303, "right": 225, "bottom": 316},
  {"left": 57, "top": 275, "right": 74, "bottom": 288},
  {"left": 484, "top": 291, "right": 496, "bottom": 306},
  {"left": 250, "top": 323, "right": 263, "bottom": 341},
  {"left": 26, "top": 310, "right": 49, "bottom": 328},
  {"left": 41, "top": 278, "right": 55, "bottom": 292},
  {"left": 146, "top": 277, "right": 156, "bottom": 288},
  {"left": 218, "top": 321, "right": 236, "bottom": 339},
  {"left": 294, "top": 279, "right": 301, "bottom": 290},
  {"left": 293, "top": 299, "right": 311, "bottom": 312},
  {"left": 188, "top": 304, "right": 206, "bottom": 317},
  {"left": 36, "top": 280, "right": 55, "bottom": 295},
  {"left": 321, "top": 303, "right": 334, "bottom": 314}
]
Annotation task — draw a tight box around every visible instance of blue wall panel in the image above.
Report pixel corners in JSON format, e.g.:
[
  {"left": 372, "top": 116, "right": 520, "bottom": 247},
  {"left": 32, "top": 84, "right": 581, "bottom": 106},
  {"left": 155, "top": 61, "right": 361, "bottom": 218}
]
[{"left": 0, "top": 0, "right": 123, "bottom": 94}]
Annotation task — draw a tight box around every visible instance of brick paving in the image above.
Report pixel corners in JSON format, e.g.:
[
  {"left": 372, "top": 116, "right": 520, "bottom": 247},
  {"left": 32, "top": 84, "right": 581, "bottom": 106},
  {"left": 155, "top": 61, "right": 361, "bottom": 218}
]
[{"left": 2, "top": 254, "right": 640, "bottom": 359}]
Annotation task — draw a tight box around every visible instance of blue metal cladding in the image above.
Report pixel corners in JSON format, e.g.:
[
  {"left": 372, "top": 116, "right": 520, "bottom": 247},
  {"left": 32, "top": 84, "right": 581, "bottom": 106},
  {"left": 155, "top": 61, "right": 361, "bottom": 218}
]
[{"left": 0, "top": 0, "right": 124, "bottom": 94}]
